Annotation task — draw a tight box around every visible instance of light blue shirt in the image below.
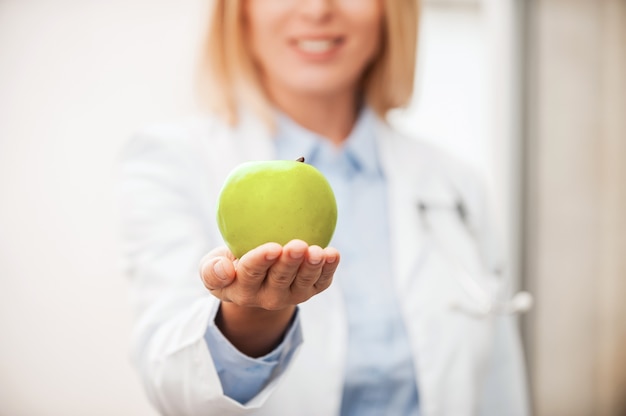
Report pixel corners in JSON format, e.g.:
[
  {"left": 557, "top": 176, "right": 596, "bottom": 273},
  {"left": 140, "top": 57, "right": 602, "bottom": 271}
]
[{"left": 205, "top": 108, "right": 419, "bottom": 415}]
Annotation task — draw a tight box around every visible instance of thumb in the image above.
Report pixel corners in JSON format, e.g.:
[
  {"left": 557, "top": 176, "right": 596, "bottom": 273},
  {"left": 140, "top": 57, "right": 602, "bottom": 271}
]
[{"left": 200, "top": 256, "right": 236, "bottom": 290}]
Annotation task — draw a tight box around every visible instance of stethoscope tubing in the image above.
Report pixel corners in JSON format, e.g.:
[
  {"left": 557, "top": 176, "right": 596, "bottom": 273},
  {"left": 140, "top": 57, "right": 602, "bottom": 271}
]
[{"left": 417, "top": 198, "right": 533, "bottom": 318}]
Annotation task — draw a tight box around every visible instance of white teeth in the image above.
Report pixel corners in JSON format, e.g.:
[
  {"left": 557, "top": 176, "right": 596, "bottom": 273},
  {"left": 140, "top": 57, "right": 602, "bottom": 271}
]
[{"left": 297, "top": 39, "right": 335, "bottom": 53}]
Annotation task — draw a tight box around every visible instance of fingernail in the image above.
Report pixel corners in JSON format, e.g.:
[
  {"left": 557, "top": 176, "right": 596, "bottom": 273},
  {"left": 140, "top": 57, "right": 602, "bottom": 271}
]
[
  {"left": 326, "top": 256, "right": 337, "bottom": 264},
  {"left": 308, "top": 256, "right": 322, "bottom": 265},
  {"left": 213, "top": 260, "right": 228, "bottom": 280},
  {"left": 290, "top": 250, "right": 304, "bottom": 259},
  {"left": 266, "top": 250, "right": 280, "bottom": 261}
]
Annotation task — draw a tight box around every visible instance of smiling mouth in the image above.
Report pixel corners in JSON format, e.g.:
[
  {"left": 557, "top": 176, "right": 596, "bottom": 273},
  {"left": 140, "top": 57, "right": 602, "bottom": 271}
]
[{"left": 295, "top": 38, "right": 343, "bottom": 54}]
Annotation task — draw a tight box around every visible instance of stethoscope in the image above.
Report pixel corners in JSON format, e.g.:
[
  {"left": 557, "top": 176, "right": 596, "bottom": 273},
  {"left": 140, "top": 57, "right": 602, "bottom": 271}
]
[{"left": 417, "top": 198, "right": 534, "bottom": 319}]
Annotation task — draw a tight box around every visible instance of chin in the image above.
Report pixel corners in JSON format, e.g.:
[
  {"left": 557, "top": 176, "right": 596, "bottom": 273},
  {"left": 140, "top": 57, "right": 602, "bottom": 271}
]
[{"left": 287, "top": 77, "right": 356, "bottom": 98}]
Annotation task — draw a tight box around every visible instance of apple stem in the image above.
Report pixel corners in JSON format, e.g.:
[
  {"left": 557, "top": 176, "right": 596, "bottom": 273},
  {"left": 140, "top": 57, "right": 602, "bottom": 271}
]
[{"left": 296, "top": 157, "right": 305, "bottom": 163}]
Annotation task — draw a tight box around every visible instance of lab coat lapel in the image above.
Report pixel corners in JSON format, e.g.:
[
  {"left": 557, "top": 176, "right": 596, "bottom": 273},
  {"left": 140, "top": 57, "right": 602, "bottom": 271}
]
[
  {"left": 377, "top": 121, "right": 427, "bottom": 294},
  {"left": 203, "top": 109, "right": 276, "bottom": 192},
  {"left": 378, "top": 122, "right": 496, "bottom": 415},
  {"left": 235, "top": 109, "right": 276, "bottom": 162}
]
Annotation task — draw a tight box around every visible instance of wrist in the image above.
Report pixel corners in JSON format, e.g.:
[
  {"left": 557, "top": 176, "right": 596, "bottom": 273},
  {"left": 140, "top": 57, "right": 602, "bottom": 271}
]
[{"left": 217, "top": 302, "right": 296, "bottom": 357}]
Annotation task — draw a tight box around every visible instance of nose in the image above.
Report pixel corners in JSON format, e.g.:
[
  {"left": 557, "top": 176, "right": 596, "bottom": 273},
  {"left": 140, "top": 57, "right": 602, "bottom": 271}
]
[{"left": 298, "top": 0, "right": 333, "bottom": 22}]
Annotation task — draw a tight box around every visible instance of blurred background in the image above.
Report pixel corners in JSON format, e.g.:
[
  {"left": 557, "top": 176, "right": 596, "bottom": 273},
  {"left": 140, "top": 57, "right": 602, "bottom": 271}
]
[{"left": 0, "top": 0, "right": 624, "bottom": 415}]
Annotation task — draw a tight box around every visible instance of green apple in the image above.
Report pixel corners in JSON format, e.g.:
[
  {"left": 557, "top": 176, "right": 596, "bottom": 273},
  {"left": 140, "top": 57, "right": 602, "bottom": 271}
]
[{"left": 216, "top": 157, "right": 338, "bottom": 258}]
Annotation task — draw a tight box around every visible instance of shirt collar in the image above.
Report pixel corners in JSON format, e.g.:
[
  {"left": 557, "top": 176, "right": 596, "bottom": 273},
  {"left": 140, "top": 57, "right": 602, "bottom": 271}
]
[
  {"left": 274, "top": 111, "right": 321, "bottom": 165},
  {"left": 273, "top": 107, "right": 382, "bottom": 177},
  {"left": 343, "top": 106, "right": 381, "bottom": 176}
]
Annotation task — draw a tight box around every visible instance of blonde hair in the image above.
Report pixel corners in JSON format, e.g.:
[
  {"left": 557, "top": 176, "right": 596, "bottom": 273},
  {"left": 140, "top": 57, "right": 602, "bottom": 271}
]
[{"left": 198, "top": 0, "right": 420, "bottom": 125}]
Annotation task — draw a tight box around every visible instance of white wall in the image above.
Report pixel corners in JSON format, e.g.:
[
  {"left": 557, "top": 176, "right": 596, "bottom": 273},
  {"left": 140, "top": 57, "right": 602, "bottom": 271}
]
[
  {"left": 0, "top": 1, "right": 515, "bottom": 414},
  {"left": 392, "top": 2, "right": 490, "bottom": 179},
  {"left": 0, "top": 1, "right": 207, "bottom": 414}
]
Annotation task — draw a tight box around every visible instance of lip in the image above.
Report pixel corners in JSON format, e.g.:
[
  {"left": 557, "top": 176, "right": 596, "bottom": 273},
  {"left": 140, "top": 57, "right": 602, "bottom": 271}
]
[{"left": 289, "top": 36, "right": 345, "bottom": 61}]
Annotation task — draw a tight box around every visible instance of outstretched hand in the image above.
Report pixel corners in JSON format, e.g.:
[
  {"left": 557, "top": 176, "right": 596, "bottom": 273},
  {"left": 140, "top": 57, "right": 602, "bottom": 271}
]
[
  {"left": 200, "top": 239, "right": 339, "bottom": 310},
  {"left": 199, "top": 240, "right": 340, "bottom": 357}
]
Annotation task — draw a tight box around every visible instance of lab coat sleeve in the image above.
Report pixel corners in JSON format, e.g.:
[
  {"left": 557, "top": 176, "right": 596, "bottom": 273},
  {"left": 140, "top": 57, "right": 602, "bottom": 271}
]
[{"left": 118, "top": 131, "right": 302, "bottom": 415}]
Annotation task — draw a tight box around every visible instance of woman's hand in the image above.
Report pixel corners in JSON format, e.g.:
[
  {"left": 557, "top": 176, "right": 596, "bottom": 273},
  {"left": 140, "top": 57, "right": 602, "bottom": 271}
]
[
  {"left": 199, "top": 239, "right": 340, "bottom": 356},
  {"left": 200, "top": 239, "right": 339, "bottom": 309}
]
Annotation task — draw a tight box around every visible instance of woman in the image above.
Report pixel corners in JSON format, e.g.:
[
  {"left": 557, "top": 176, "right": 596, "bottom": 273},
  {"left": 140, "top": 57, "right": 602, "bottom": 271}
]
[{"left": 119, "top": 0, "right": 530, "bottom": 415}]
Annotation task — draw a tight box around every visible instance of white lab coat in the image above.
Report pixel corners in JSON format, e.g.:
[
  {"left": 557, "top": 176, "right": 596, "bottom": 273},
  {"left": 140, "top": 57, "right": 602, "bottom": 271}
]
[{"left": 119, "top": 111, "right": 530, "bottom": 416}]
